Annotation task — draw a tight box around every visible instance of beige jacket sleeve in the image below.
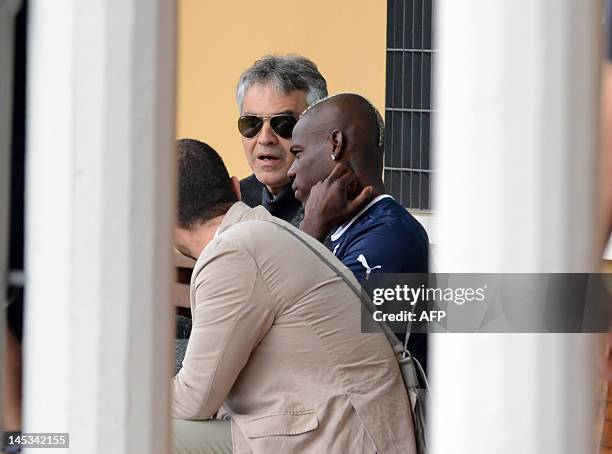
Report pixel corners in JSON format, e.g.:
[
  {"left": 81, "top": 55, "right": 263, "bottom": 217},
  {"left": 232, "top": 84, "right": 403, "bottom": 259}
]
[{"left": 171, "top": 241, "right": 275, "bottom": 420}]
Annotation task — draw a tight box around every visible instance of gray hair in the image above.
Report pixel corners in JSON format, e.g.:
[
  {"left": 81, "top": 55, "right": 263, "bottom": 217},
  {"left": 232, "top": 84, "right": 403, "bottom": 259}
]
[{"left": 236, "top": 54, "right": 328, "bottom": 113}]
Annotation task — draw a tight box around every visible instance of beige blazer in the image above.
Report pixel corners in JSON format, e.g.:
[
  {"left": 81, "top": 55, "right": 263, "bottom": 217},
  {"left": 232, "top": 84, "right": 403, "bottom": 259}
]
[{"left": 172, "top": 202, "right": 416, "bottom": 454}]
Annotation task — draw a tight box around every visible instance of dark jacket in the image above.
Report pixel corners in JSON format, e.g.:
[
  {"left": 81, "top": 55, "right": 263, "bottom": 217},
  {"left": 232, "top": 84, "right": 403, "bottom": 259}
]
[{"left": 239, "top": 174, "right": 304, "bottom": 228}]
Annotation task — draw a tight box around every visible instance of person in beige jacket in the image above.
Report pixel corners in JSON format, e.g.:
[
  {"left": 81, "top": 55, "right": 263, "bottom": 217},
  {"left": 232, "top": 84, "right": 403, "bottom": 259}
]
[{"left": 172, "top": 138, "right": 416, "bottom": 454}]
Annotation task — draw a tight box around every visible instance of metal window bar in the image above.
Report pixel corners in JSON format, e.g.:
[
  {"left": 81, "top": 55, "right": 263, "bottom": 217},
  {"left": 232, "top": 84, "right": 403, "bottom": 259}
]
[
  {"left": 384, "top": 0, "right": 434, "bottom": 211},
  {"left": 386, "top": 48, "right": 437, "bottom": 53}
]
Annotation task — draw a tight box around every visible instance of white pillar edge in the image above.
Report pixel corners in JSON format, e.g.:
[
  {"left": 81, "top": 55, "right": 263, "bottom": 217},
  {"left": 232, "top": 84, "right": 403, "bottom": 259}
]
[
  {"left": 0, "top": 0, "right": 22, "bottom": 438},
  {"left": 431, "top": 1, "right": 601, "bottom": 454},
  {"left": 23, "top": 1, "right": 176, "bottom": 453}
]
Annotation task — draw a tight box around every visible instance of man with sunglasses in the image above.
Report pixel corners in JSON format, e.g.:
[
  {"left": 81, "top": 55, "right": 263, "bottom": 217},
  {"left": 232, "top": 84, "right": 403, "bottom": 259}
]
[
  {"left": 236, "top": 54, "right": 327, "bottom": 227},
  {"left": 173, "top": 56, "right": 327, "bottom": 380}
]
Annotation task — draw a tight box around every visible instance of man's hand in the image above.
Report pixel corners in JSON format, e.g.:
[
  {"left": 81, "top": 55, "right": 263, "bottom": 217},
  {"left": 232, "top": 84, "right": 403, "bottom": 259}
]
[{"left": 300, "top": 163, "right": 373, "bottom": 242}]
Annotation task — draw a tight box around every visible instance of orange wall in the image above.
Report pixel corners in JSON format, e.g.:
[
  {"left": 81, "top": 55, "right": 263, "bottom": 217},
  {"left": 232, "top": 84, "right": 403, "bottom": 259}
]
[{"left": 176, "top": 0, "right": 387, "bottom": 179}]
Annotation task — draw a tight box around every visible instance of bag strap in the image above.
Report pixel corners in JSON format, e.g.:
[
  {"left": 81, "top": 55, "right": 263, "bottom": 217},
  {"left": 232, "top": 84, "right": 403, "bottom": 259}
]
[{"left": 264, "top": 220, "right": 407, "bottom": 356}]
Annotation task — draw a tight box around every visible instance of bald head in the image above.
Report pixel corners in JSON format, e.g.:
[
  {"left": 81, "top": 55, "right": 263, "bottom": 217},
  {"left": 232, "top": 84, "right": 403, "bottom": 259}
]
[
  {"left": 301, "top": 93, "right": 384, "bottom": 152},
  {"left": 288, "top": 93, "right": 387, "bottom": 204}
]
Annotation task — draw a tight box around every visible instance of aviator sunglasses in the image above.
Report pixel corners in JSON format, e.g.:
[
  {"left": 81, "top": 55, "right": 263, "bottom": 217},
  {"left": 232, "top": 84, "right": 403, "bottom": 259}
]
[{"left": 237, "top": 114, "right": 298, "bottom": 139}]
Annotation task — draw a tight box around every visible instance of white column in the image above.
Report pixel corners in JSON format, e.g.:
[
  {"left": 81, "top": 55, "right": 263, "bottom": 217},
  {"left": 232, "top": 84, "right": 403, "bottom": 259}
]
[
  {"left": 23, "top": 1, "right": 176, "bottom": 453},
  {"left": 0, "top": 0, "right": 22, "bottom": 436},
  {"left": 432, "top": 1, "right": 600, "bottom": 454}
]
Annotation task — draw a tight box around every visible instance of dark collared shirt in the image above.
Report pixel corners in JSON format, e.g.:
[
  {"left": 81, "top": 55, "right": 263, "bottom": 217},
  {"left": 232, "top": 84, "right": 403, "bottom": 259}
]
[{"left": 239, "top": 174, "right": 304, "bottom": 228}]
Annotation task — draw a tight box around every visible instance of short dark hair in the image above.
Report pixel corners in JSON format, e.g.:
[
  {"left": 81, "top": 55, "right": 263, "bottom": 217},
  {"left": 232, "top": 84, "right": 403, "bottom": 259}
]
[{"left": 176, "top": 138, "right": 238, "bottom": 229}]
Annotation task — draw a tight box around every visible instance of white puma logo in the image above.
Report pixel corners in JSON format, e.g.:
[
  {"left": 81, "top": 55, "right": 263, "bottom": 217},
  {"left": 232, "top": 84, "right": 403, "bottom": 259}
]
[{"left": 357, "top": 254, "right": 381, "bottom": 279}]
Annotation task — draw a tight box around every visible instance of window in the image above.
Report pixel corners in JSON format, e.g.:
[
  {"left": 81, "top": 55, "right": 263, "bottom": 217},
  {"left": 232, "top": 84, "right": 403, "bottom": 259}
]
[{"left": 384, "top": 0, "right": 434, "bottom": 211}]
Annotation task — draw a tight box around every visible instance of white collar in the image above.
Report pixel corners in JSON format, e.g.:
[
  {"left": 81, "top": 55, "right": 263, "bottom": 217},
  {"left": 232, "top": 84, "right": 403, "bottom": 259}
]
[{"left": 330, "top": 194, "right": 393, "bottom": 242}]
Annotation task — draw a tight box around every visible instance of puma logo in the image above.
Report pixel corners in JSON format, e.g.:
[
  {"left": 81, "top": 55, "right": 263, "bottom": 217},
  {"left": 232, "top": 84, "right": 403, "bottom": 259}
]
[{"left": 357, "top": 254, "right": 382, "bottom": 279}]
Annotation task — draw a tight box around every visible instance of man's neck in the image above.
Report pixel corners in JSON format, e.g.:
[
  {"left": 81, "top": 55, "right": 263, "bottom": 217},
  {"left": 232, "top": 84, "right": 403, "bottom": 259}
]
[
  {"left": 181, "top": 215, "right": 225, "bottom": 260},
  {"left": 348, "top": 178, "right": 385, "bottom": 201},
  {"left": 359, "top": 179, "right": 386, "bottom": 199},
  {"left": 266, "top": 183, "right": 289, "bottom": 199}
]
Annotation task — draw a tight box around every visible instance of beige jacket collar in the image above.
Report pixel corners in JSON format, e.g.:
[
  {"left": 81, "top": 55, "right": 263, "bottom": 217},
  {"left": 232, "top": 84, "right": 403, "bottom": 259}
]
[{"left": 218, "top": 201, "right": 274, "bottom": 236}]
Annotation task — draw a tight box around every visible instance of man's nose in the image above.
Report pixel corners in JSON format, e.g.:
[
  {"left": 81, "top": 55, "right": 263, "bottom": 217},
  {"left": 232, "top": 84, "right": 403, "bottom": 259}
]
[
  {"left": 257, "top": 120, "right": 277, "bottom": 145},
  {"left": 287, "top": 160, "right": 296, "bottom": 179}
]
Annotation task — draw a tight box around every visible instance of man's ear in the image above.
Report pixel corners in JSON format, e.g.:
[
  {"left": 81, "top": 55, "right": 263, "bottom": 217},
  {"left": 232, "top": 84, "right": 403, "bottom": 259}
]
[
  {"left": 331, "top": 130, "right": 345, "bottom": 160},
  {"left": 230, "top": 176, "right": 241, "bottom": 201}
]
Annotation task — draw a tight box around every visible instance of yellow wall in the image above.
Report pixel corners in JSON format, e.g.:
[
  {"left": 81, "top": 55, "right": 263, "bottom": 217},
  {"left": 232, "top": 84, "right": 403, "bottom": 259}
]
[{"left": 177, "top": 0, "right": 387, "bottom": 179}]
